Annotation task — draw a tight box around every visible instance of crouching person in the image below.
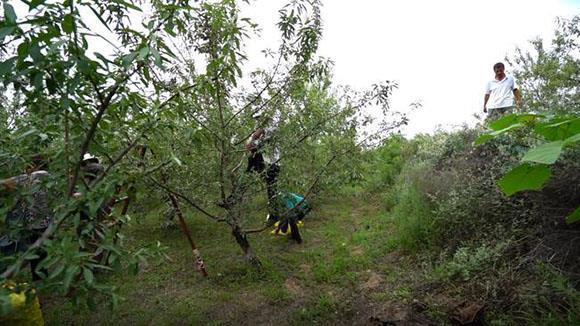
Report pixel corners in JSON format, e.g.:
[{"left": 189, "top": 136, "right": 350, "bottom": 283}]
[{"left": 271, "top": 192, "right": 311, "bottom": 243}]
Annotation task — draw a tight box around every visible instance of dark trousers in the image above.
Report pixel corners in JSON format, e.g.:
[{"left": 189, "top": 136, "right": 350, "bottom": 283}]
[{"left": 247, "top": 153, "right": 281, "bottom": 220}]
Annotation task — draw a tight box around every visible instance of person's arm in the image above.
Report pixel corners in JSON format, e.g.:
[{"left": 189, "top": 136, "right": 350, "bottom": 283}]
[
  {"left": 0, "top": 174, "right": 31, "bottom": 194},
  {"left": 483, "top": 81, "right": 491, "bottom": 113},
  {"left": 245, "top": 128, "right": 264, "bottom": 152},
  {"left": 483, "top": 94, "right": 490, "bottom": 113}
]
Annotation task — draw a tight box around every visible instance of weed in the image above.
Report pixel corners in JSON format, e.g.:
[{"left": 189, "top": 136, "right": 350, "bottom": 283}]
[{"left": 434, "top": 241, "right": 509, "bottom": 282}]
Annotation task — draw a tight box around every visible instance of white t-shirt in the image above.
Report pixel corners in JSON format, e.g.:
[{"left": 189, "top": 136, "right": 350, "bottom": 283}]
[{"left": 485, "top": 75, "right": 518, "bottom": 109}]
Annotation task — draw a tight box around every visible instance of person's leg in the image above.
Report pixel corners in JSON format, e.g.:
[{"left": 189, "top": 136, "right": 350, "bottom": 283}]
[
  {"left": 288, "top": 219, "right": 302, "bottom": 243},
  {"left": 264, "top": 164, "right": 280, "bottom": 222}
]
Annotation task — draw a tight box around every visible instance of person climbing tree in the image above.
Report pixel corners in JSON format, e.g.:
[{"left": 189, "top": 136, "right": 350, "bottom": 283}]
[{"left": 246, "top": 109, "right": 282, "bottom": 225}]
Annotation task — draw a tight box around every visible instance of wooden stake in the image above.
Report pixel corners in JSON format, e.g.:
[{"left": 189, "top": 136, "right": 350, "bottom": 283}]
[{"left": 168, "top": 193, "right": 208, "bottom": 277}]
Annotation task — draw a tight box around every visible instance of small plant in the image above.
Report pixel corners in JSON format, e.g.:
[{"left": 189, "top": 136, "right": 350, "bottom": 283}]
[{"left": 434, "top": 242, "right": 509, "bottom": 282}]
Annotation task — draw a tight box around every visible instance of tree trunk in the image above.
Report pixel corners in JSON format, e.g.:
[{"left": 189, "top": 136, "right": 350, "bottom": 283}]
[{"left": 231, "top": 225, "right": 261, "bottom": 268}]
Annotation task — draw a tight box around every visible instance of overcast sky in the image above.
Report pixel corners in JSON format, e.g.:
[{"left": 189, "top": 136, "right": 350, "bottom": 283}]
[{"left": 243, "top": 0, "right": 580, "bottom": 136}]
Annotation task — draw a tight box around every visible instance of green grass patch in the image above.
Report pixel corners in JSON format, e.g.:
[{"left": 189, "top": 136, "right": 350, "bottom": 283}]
[{"left": 43, "top": 194, "right": 397, "bottom": 325}]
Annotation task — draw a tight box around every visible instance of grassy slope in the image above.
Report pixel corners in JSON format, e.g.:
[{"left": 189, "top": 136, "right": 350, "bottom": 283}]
[{"left": 43, "top": 193, "right": 430, "bottom": 325}]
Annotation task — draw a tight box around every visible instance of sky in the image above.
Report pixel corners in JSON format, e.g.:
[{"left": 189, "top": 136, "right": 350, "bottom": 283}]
[{"left": 242, "top": 0, "right": 580, "bottom": 136}]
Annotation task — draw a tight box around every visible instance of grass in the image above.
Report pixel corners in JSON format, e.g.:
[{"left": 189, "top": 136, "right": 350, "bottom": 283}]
[{"left": 42, "top": 193, "right": 407, "bottom": 325}]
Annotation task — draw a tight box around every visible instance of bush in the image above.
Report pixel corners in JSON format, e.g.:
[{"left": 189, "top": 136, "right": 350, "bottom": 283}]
[{"left": 386, "top": 172, "right": 436, "bottom": 252}]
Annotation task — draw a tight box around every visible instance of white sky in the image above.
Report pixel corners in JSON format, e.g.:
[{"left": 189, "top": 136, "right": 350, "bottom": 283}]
[
  {"left": 242, "top": 0, "right": 580, "bottom": 136},
  {"left": 8, "top": 0, "right": 580, "bottom": 136}
]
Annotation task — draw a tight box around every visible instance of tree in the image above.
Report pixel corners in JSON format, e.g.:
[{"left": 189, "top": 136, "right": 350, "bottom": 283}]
[
  {"left": 507, "top": 15, "right": 580, "bottom": 114},
  {"left": 142, "top": 0, "right": 403, "bottom": 265},
  {"left": 0, "top": 0, "right": 197, "bottom": 309},
  {"left": 0, "top": 0, "right": 404, "bottom": 311}
]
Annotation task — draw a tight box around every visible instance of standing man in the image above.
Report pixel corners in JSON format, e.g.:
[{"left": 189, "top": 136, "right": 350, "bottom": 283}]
[{"left": 483, "top": 62, "right": 522, "bottom": 119}]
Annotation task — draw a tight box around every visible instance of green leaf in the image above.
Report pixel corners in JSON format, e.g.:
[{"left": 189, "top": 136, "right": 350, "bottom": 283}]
[
  {"left": 138, "top": 46, "right": 149, "bottom": 60},
  {"left": 29, "top": 42, "right": 43, "bottom": 62},
  {"left": 17, "top": 42, "right": 28, "bottom": 58},
  {"left": 33, "top": 72, "right": 43, "bottom": 91},
  {"left": 4, "top": 3, "right": 17, "bottom": 24},
  {"left": 30, "top": 0, "right": 46, "bottom": 9},
  {"left": 16, "top": 128, "right": 38, "bottom": 140},
  {"left": 122, "top": 51, "right": 138, "bottom": 67},
  {"left": 62, "top": 14, "right": 75, "bottom": 34},
  {"left": 0, "top": 26, "right": 15, "bottom": 41},
  {"left": 83, "top": 267, "right": 94, "bottom": 286},
  {"left": 566, "top": 206, "right": 580, "bottom": 224},
  {"left": 488, "top": 113, "right": 543, "bottom": 131},
  {"left": 50, "top": 264, "right": 66, "bottom": 279},
  {"left": 475, "top": 123, "right": 524, "bottom": 145},
  {"left": 563, "top": 133, "right": 580, "bottom": 146},
  {"left": 150, "top": 46, "right": 162, "bottom": 67},
  {"left": 521, "top": 141, "right": 563, "bottom": 164},
  {"left": 535, "top": 117, "right": 580, "bottom": 141},
  {"left": 63, "top": 266, "right": 80, "bottom": 290},
  {"left": 498, "top": 163, "right": 551, "bottom": 196},
  {"left": 474, "top": 134, "right": 493, "bottom": 145},
  {"left": 171, "top": 152, "right": 183, "bottom": 166},
  {"left": 0, "top": 57, "right": 17, "bottom": 76}
]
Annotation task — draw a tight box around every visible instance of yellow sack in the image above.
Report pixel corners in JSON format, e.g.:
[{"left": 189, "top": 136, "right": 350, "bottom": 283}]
[
  {"left": 1, "top": 283, "right": 44, "bottom": 326},
  {"left": 270, "top": 220, "right": 304, "bottom": 236}
]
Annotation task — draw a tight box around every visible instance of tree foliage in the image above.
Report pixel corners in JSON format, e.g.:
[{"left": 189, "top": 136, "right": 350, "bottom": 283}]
[{"left": 0, "top": 0, "right": 404, "bottom": 311}]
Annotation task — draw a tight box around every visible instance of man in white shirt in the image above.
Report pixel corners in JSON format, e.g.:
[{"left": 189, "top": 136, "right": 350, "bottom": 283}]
[{"left": 483, "top": 62, "right": 522, "bottom": 119}]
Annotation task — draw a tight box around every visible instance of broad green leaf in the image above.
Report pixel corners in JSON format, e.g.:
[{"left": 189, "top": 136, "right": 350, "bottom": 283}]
[
  {"left": 535, "top": 117, "right": 580, "bottom": 141},
  {"left": 4, "top": 3, "right": 17, "bottom": 24},
  {"left": 488, "top": 113, "right": 543, "bottom": 131},
  {"left": 62, "top": 14, "right": 75, "bottom": 34},
  {"left": 474, "top": 134, "right": 493, "bottom": 145},
  {"left": 498, "top": 163, "right": 551, "bottom": 196},
  {"left": 521, "top": 141, "right": 563, "bottom": 164},
  {"left": 563, "top": 133, "right": 580, "bottom": 146},
  {"left": 475, "top": 123, "right": 524, "bottom": 145},
  {"left": 566, "top": 206, "right": 580, "bottom": 224},
  {"left": 0, "top": 26, "right": 15, "bottom": 41}
]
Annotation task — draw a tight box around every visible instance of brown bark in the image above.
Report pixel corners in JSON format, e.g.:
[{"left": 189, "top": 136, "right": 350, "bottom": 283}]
[
  {"left": 231, "top": 225, "right": 261, "bottom": 268},
  {"left": 168, "top": 194, "right": 208, "bottom": 277}
]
